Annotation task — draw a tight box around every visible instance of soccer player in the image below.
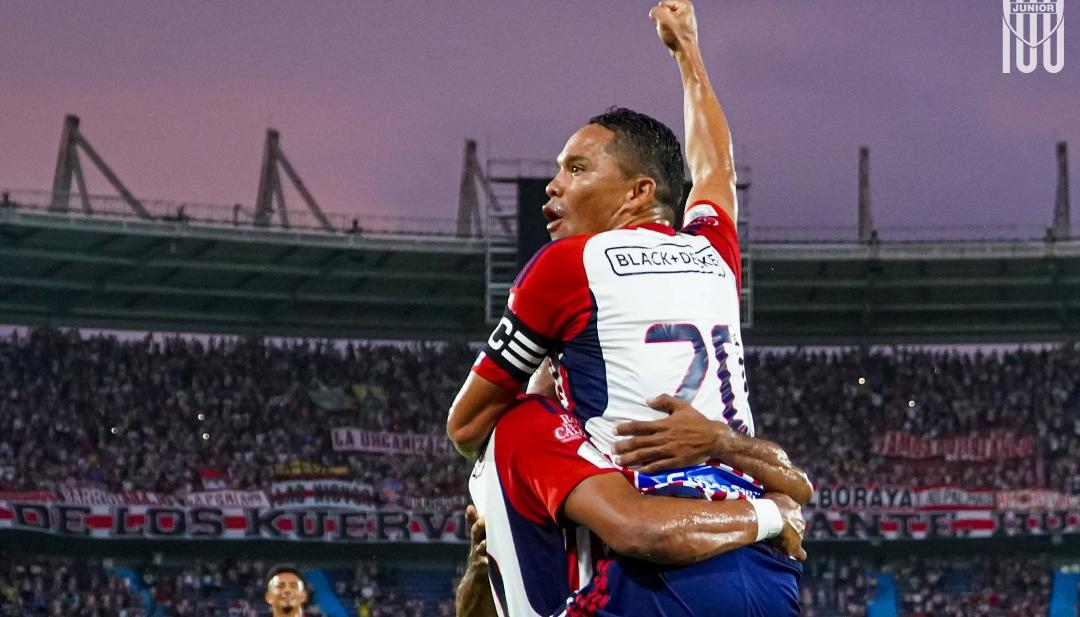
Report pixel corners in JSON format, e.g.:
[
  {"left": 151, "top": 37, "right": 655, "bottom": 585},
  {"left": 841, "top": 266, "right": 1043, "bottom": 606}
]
[
  {"left": 460, "top": 395, "right": 805, "bottom": 617},
  {"left": 448, "top": 0, "right": 811, "bottom": 506},
  {"left": 265, "top": 566, "right": 309, "bottom": 617},
  {"left": 449, "top": 1, "right": 810, "bottom": 615}
]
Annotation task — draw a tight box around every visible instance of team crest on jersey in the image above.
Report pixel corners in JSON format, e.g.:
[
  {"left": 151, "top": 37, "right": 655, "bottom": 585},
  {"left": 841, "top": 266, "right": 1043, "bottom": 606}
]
[
  {"left": 554, "top": 414, "right": 586, "bottom": 443},
  {"left": 577, "top": 441, "right": 617, "bottom": 470}
]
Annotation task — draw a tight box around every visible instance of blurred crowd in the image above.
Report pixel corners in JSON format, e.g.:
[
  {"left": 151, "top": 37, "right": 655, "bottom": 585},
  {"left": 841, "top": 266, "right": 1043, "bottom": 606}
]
[
  {"left": 0, "top": 555, "right": 451, "bottom": 617},
  {"left": 799, "top": 553, "right": 1057, "bottom": 617},
  {"left": 1, "top": 329, "right": 1077, "bottom": 501},
  {"left": 893, "top": 556, "right": 1051, "bottom": 617},
  {"left": 800, "top": 555, "right": 877, "bottom": 617},
  {"left": 0, "top": 557, "right": 143, "bottom": 616},
  {"left": 0, "top": 329, "right": 472, "bottom": 502},
  {"left": 749, "top": 346, "right": 1080, "bottom": 493},
  {"left": 0, "top": 552, "right": 1061, "bottom": 616}
]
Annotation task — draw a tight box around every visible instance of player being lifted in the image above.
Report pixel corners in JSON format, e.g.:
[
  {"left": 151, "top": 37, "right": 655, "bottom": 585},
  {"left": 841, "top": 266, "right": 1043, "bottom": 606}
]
[{"left": 449, "top": 2, "right": 811, "bottom": 616}]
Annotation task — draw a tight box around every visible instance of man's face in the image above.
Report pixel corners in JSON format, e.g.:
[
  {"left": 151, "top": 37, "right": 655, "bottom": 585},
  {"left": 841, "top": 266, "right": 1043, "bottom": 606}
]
[
  {"left": 544, "top": 124, "right": 636, "bottom": 240},
  {"left": 265, "top": 573, "right": 307, "bottom": 615}
]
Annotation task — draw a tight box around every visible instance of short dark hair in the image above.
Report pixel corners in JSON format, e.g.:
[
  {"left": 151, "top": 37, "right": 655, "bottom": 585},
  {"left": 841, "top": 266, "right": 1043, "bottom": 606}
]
[
  {"left": 267, "top": 564, "right": 307, "bottom": 590},
  {"left": 588, "top": 107, "right": 685, "bottom": 217}
]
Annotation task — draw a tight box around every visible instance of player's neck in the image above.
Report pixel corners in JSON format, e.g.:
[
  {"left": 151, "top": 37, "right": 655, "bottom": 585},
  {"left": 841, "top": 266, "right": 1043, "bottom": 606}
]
[
  {"left": 616, "top": 213, "right": 672, "bottom": 230},
  {"left": 609, "top": 204, "right": 673, "bottom": 231}
]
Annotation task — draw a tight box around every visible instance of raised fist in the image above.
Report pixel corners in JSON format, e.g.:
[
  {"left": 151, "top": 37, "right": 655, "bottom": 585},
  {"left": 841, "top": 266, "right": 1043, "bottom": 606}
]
[{"left": 649, "top": 0, "right": 699, "bottom": 56}]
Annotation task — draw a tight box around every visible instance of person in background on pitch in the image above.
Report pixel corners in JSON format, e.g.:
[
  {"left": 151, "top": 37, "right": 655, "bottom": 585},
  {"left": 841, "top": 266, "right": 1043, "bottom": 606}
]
[{"left": 265, "top": 565, "right": 309, "bottom": 617}]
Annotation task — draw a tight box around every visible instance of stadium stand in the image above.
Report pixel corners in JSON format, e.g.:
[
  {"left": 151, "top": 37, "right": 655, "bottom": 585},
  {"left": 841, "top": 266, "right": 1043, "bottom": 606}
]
[
  {"left": 1, "top": 328, "right": 1077, "bottom": 497},
  {"left": 0, "top": 556, "right": 144, "bottom": 616},
  {"left": 0, "top": 328, "right": 474, "bottom": 501},
  {"left": 1, "top": 327, "right": 1078, "bottom": 614},
  {"left": 0, "top": 555, "right": 457, "bottom": 616},
  {"left": 892, "top": 556, "right": 1052, "bottom": 617},
  {"left": 799, "top": 555, "right": 878, "bottom": 616}
]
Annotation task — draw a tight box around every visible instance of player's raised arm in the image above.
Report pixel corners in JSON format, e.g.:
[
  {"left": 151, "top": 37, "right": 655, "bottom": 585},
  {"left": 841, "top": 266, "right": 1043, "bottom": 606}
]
[{"left": 651, "top": 0, "right": 738, "bottom": 223}]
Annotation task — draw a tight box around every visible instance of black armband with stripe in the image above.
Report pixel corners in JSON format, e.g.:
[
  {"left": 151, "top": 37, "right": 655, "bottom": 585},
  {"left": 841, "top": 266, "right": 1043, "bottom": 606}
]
[{"left": 483, "top": 309, "right": 552, "bottom": 382}]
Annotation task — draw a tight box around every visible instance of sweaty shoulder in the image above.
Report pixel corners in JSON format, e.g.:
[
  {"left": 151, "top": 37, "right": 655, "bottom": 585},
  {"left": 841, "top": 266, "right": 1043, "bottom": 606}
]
[{"left": 681, "top": 199, "right": 741, "bottom": 288}]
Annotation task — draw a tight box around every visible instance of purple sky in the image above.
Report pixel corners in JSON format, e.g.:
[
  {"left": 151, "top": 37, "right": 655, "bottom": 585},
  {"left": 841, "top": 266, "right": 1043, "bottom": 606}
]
[{"left": 2, "top": 1, "right": 1077, "bottom": 231}]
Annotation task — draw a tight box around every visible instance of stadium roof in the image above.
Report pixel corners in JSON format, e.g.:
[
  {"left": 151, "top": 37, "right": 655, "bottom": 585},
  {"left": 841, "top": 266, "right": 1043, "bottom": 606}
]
[
  {"left": 749, "top": 238, "right": 1080, "bottom": 345},
  {"left": 0, "top": 192, "right": 487, "bottom": 340},
  {"left": 3, "top": 189, "right": 1079, "bottom": 345}
]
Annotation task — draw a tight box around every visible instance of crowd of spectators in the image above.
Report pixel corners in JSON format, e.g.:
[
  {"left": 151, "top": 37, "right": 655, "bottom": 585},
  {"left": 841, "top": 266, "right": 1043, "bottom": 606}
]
[
  {"left": 140, "top": 560, "right": 264, "bottom": 616},
  {"left": 0, "top": 557, "right": 143, "bottom": 616},
  {"left": 0, "top": 555, "right": 454, "bottom": 616},
  {"left": 798, "top": 554, "right": 1057, "bottom": 617},
  {"left": 892, "top": 556, "right": 1051, "bottom": 617},
  {"left": 0, "top": 552, "right": 1063, "bottom": 616},
  {"left": 800, "top": 555, "right": 877, "bottom": 617},
  {"left": 0, "top": 328, "right": 472, "bottom": 503},
  {"left": 749, "top": 346, "right": 1080, "bottom": 493},
  {"left": 1, "top": 328, "right": 1077, "bottom": 500}
]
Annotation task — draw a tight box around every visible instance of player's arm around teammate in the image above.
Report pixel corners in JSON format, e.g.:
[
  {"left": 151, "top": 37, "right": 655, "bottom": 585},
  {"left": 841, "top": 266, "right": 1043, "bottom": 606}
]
[
  {"left": 614, "top": 394, "right": 814, "bottom": 505},
  {"left": 456, "top": 505, "right": 498, "bottom": 617}
]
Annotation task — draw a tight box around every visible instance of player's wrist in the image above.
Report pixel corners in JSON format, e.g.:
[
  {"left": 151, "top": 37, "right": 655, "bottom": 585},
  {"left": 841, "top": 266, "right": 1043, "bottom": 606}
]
[
  {"left": 710, "top": 420, "right": 735, "bottom": 456},
  {"left": 748, "top": 498, "right": 783, "bottom": 542},
  {"left": 673, "top": 43, "right": 703, "bottom": 66}
]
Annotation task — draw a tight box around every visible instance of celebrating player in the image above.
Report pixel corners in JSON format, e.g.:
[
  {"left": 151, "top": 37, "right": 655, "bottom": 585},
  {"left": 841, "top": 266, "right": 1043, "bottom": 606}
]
[
  {"left": 448, "top": 1, "right": 810, "bottom": 615},
  {"left": 264, "top": 566, "right": 309, "bottom": 617}
]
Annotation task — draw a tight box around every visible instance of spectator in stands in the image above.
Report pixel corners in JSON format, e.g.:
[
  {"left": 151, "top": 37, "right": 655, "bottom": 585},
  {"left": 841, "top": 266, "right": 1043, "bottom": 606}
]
[
  {"left": 893, "top": 555, "right": 1050, "bottom": 617},
  {"left": 0, "top": 329, "right": 1077, "bottom": 502}
]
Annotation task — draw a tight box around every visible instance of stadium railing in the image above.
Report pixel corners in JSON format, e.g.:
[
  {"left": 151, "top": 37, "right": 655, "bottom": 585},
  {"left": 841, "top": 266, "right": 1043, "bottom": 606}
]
[{"left": 0, "top": 189, "right": 470, "bottom": 238}]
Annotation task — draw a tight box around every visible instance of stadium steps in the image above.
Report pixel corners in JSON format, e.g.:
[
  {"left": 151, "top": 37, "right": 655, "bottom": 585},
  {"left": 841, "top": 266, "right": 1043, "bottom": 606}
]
[
  {"left": 867, "top": 572, "right": 898, "bottom": 617},
  {"left": 1049, "top": 570, "right": 1080, "bottom": 617}
]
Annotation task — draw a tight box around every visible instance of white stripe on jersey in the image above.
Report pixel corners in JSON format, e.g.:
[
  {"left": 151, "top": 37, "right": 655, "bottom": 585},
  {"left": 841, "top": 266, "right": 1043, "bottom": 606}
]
[{"left": 513, "top": 330, "right": 546, "bottom": 355}]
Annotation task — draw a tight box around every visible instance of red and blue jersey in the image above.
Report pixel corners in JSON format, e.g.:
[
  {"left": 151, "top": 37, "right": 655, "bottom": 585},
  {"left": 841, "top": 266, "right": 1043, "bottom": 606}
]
[
  {"left": 469, "top": 396, "right": 801, "bottom": 617},
  {"left": 473, "top": 201, "right": 754, "bottom": 457},
  {"left": 468, "top": 396, "right": 620, "bottom": 617}
]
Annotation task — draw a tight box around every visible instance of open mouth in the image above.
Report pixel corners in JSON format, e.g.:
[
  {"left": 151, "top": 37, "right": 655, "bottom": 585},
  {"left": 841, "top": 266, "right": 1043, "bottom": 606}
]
[{"left": 542, "top": 203, "right": 563, "bottom": 232}]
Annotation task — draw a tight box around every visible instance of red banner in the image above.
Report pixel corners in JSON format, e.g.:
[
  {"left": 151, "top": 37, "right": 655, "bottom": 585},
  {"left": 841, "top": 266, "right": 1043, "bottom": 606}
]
[
  {"left": 331, "top": 428, "right": 455, "bottom": 456},
  {"left": 57, "top": 487, "right": 179, "bottom": 507},
  {"left": 996, "top": 489, "right": 1080, "bottom": 511},
  {"left": 873, "top": 430, "right": 1036, "bottom": 461},
  {"left": 184, "top": 491, "right": 270, "bottom": 509},
  {"left": 269, "top": 480, "right": 375, "bottom": 510}
]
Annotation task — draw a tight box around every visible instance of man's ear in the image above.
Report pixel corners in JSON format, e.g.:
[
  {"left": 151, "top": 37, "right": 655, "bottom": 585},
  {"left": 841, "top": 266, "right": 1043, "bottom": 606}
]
[
  {"left": 265, "top": 591, "right": 273, "bottom": 605},
  {"left": 626, "top": 177, "right": 657, "bottom": 211}
]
